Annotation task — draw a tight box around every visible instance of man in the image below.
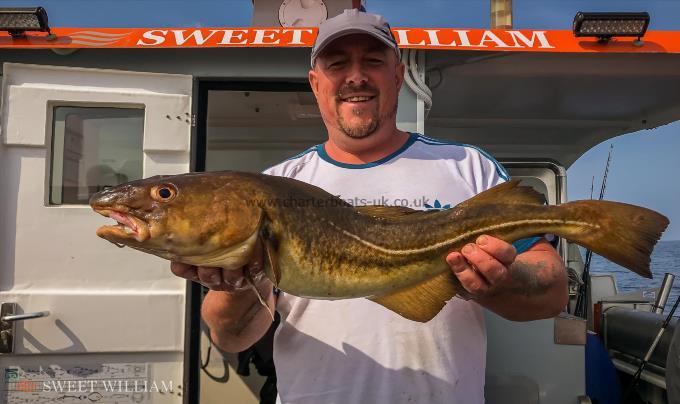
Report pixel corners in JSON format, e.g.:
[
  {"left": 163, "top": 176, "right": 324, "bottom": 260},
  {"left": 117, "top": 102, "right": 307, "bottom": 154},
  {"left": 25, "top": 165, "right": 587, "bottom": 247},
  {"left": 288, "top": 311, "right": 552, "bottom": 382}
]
[{"left": 172, "top": 9, "right": 568, "bottom": 403}]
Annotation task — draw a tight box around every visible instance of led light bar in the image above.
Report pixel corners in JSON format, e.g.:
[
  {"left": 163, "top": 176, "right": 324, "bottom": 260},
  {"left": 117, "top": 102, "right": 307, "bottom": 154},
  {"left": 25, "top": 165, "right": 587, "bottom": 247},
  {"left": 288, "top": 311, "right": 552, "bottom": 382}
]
[
  {"left": 0, "top": 7, "right": 51, "bottom": 38},
  {"left": 573, "top": 12, "right": 650, "bottom": 41}
]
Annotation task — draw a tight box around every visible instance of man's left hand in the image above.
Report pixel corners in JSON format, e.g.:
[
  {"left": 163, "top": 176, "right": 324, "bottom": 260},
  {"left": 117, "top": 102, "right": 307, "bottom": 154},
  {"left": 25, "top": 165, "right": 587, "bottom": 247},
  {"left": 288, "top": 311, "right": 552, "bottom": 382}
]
[{"left": 446, "top": 235, "right": 516, "bottom": 299}]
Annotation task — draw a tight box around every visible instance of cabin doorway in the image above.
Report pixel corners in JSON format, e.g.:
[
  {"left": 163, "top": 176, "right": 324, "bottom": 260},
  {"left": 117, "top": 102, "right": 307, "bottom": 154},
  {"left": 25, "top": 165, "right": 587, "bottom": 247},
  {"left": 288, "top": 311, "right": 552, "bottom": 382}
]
[{"left": 194, "top": 80, "right": 326, "bottom": 404}]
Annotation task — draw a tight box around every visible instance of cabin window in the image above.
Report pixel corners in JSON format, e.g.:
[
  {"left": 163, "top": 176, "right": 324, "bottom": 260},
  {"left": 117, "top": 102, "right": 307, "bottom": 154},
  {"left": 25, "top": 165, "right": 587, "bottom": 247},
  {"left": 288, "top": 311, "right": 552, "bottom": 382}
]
[{"left": 49, "top": 106, "right": 144, "bottom": 205}]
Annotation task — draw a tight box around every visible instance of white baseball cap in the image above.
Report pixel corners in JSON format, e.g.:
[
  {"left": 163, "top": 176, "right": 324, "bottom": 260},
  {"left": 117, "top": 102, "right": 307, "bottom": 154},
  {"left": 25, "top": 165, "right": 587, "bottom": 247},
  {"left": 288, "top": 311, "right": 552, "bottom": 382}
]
[{"left": 310, "top": 9, "right": 401, "bottom": 68}]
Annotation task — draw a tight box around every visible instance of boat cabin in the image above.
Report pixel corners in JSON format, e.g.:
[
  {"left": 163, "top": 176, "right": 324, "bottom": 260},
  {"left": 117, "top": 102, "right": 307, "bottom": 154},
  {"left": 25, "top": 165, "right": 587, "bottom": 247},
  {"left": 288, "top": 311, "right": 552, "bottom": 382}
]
[{"left": 1, "top": 3, "right": 678, "bottom": 403}]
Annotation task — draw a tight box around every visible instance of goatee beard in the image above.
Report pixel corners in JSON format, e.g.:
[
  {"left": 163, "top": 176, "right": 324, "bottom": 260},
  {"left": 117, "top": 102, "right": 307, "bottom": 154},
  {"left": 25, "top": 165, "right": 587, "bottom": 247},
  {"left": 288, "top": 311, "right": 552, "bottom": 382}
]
[
  {"left": 335, "top": 102, "right": 399, "bottom": 139},
  {"left": 337, "top": 112, "right": 380, "bottom": 139},
  {"left": 335, "top": 82, "right": 382, "bottom": 139}
]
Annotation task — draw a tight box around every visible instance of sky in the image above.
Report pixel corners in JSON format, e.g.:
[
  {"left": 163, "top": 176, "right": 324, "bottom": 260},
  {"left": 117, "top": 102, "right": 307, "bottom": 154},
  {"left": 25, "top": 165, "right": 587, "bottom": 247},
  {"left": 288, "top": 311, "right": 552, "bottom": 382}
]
[
  {"left": 9, "top": 0, "right": 680, "bottom": 30},
  {"left": 4, "top": 0, "right": 678, "bottom": 240}
]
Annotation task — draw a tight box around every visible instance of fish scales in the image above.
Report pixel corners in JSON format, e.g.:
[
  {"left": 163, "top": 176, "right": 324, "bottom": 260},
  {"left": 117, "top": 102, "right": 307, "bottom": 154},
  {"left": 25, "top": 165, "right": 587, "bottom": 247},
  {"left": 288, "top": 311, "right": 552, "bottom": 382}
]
[{"left": 90, "top": 171, "right": 669, "bottom": 322}]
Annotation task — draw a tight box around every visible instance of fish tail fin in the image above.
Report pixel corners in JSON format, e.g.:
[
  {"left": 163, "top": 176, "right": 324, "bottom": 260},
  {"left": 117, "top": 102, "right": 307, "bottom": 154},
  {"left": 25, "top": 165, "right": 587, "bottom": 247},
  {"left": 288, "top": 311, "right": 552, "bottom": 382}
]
[{"left": 557, "top": 200, "right": 669, "bottom": 279}]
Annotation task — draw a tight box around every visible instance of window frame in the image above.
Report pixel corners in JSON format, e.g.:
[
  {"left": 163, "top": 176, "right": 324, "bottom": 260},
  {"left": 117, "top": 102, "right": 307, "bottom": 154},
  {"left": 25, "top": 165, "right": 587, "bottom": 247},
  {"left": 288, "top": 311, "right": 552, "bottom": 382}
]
[{"left": 45, "top": 102, "right": 146, "bottom": 207}]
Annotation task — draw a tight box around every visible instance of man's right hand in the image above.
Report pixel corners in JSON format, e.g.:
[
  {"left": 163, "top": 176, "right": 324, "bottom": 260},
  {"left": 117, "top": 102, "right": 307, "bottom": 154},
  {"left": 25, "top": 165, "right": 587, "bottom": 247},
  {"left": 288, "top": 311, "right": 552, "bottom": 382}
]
[
  {"left": 170, "top": 235, "right": 267, "bottom": 292},
  {"left": 169, "top": 241, "right": 276, "bottom": 353},
  {"left": 170, "top": 262, "right": 261, "bottom": 292}
]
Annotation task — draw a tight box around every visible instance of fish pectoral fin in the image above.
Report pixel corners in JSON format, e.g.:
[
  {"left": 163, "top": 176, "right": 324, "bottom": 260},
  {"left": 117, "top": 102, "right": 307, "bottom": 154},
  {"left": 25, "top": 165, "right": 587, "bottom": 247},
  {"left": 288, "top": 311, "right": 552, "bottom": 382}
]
[
  {"left": 458, "top": 179, "right": 546, "bottom": 208},
  {"left": 368, "top": 272, "right": 461, "bottom": 323},
  {"left": 355, "top": 205, "right": 432, "bottom": 220}
]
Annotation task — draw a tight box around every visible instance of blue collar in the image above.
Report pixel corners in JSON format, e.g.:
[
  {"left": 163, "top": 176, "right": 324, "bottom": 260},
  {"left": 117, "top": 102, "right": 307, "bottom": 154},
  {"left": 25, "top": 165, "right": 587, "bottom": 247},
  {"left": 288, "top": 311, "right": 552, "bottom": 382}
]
[{"left": 316, "top": 132, "right": 418, "bottom": 169}]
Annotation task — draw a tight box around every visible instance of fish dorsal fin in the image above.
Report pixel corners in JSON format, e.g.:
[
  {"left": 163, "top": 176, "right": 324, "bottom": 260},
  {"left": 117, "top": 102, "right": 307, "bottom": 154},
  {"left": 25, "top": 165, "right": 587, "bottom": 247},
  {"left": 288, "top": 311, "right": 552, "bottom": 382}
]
[
  {"left": 458, "top": 179, "right": 546, "bottom": 209},
  {"left": 355, "top": 205, "right": 433, "bottom": 220},
  {"left": 368, "top": 272, "right": 462, "bottom": 322}
]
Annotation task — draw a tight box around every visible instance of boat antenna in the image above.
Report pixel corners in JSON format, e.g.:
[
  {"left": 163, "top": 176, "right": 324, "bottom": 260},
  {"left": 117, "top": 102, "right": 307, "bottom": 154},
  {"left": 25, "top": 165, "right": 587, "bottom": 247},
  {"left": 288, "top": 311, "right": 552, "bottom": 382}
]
[
  {"left": 574, "top": 144, "right": 614, "bottom": 318},
  {"left": 623, "top": 291, "right": 680, "bottom": 402}
]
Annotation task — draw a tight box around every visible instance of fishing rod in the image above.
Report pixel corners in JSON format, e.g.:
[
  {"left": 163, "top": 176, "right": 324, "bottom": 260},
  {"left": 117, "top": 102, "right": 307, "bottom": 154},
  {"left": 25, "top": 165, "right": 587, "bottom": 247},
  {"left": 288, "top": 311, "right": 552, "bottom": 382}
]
[
  {"left": 574, "top": 144, "right": 614, "bottom": 318},
  {"left": 622, "top": 291, "right": 680, "bottom": 402}
]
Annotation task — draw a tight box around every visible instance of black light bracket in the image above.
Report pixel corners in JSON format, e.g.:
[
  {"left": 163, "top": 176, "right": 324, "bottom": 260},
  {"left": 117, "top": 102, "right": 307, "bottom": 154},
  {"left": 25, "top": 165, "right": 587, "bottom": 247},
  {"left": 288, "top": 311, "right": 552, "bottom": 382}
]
[
  {"left": 573, "top": 11, "right": 650, "bottom": 44},
  {"left": 0, "top": 7, "right": 55, "bottom": 40}
]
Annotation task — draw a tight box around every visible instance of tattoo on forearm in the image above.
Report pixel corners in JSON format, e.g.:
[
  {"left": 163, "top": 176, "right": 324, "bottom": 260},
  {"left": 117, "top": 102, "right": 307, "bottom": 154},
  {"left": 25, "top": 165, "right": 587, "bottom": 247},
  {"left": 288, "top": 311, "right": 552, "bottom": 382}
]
[{"left": 505, "top": 260, "right": 556, "bottom": 297}]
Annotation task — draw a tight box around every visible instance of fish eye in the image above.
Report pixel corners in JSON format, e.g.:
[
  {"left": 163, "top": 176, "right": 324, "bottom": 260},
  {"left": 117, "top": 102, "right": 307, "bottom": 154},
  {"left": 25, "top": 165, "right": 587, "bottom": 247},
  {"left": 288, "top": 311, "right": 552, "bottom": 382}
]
[{"left": 151, "top": 185, "right": 177, "bottom": 202}]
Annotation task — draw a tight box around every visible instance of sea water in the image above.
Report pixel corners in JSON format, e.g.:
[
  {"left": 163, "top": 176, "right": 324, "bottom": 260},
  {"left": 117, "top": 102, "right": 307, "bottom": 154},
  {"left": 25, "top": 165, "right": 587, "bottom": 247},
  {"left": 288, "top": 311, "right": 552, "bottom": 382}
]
[{"left": 587, "top": 240, "right": 680, "bottom": 317}]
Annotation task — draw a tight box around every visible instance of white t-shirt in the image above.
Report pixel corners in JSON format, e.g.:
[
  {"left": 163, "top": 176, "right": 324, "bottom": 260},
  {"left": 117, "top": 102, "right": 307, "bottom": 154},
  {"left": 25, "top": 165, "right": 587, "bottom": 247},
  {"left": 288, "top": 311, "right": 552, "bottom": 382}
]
[{"left": 264, "top": 133, "right": 530, "bottom": 404}]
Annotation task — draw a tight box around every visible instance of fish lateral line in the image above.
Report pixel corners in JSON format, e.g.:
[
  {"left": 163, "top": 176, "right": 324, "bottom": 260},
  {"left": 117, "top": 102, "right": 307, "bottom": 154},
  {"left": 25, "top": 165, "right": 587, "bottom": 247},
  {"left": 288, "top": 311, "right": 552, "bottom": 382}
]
[{"left": 328, "top": 217, "right": 599, "bottom": 256}]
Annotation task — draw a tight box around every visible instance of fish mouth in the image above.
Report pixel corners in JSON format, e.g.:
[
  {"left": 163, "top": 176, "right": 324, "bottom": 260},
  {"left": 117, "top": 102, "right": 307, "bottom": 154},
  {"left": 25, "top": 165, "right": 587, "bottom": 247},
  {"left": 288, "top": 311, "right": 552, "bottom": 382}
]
[{"left": 93, "top": 207, "right": 150, "bottom": 243}]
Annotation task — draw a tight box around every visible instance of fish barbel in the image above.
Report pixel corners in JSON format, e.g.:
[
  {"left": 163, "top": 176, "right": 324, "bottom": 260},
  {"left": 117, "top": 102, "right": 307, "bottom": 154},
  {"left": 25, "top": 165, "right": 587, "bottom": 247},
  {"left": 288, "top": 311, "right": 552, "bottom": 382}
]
[{"left": 89, "top": 171, "right": 669, "bottom": 322}]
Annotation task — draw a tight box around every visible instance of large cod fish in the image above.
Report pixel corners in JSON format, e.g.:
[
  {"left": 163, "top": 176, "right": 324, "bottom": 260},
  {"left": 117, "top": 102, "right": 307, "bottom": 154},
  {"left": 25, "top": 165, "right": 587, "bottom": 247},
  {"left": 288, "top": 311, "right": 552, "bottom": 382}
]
[{"left": 90, "top": 172, "right": 669, "bottom": 322}]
